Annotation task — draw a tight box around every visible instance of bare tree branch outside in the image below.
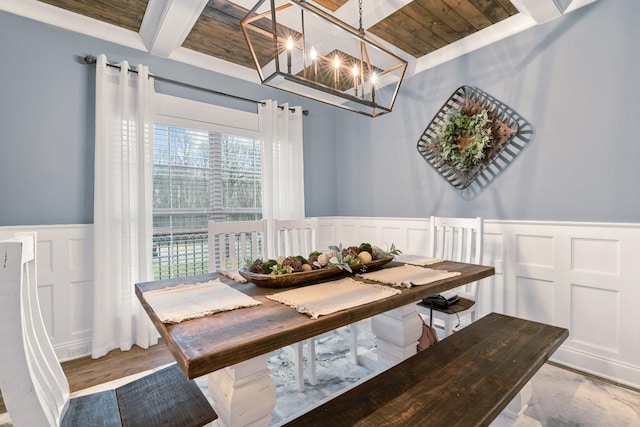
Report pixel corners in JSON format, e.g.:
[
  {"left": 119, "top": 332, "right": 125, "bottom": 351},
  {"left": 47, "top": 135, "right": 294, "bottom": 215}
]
[{"left": 152, "top": 124, "right": 262, "bottom": 279}]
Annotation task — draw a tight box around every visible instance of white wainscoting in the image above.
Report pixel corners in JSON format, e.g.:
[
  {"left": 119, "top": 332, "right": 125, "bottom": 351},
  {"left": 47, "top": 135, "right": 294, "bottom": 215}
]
[
  {"left": 319, "top": 217, "right": 640, "bottom": 389},
  {"left": 0, "top": 225, "right": 94, "bottom": 362},
  {"left": 2, "top": 219, "right": 639, "bottom": 388}
]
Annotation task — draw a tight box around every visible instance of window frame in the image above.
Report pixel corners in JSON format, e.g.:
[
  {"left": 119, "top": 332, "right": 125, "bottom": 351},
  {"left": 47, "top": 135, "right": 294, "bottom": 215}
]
[{"left": 154, "top": 93, "right": 259, "bottom": 136}]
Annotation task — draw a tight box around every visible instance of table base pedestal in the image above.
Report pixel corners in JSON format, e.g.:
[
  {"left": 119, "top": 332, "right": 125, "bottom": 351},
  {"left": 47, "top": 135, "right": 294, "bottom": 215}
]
[
  {"left": 360, "top": 304, "right": 422, "bottom": 371},
  {"left": 208, "top": 353, "right": 276, "bottom": 427},
  {"left": 490, "top": 382, "right": 533, "bottom": 427}
]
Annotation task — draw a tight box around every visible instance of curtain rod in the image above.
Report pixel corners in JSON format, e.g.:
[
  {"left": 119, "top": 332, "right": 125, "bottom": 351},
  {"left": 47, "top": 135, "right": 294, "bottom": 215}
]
[{"left": 83, "top": 56, "right": 308, "bottom": 116}]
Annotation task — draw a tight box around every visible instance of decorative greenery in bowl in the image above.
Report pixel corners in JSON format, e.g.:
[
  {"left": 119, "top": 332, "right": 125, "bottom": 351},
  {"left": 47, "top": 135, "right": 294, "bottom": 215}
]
[
  {"left": 245, "top": 242, "right": 401, "bottom": 276},
  {"left": 436, "top": 107, "right": 492, "bottom": 172}
]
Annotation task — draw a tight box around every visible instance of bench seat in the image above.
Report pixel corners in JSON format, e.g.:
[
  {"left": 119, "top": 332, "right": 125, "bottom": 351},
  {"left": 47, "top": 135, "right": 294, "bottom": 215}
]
[
  {"left": 284, "top": 312, "right": 568, "bottom": 427},
  {"left": 61, "top": 363, "right": 217, "bottom": 427}
]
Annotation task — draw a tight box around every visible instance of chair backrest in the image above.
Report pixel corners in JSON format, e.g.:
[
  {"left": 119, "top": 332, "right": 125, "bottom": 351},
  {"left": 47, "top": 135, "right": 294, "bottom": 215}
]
[
  {"left": 208, "top": 219, "right": 268, "bottom": 271},
  {"left": 429, "top": 216, "right": 483, "bottom": 296},
  {"left": 273, "top": 218, "right": 319, "bottom": 257},
  {"left": 0, "top": 233, "right": 71, "bottom": 426}
]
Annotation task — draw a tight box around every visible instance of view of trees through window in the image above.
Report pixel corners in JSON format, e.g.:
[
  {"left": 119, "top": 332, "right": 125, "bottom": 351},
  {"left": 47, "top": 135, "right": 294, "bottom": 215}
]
[{"left": 152, "top": 123, "right": 261, "bottom": 280}]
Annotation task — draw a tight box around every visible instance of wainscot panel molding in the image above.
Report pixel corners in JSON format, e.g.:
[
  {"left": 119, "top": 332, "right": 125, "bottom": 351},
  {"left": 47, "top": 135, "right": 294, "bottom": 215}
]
[
  {"left": 319, "top": 217, "right": 640, "bottom": 389},
  {"left": 2, "top": 219, "right": 638, "bottom": 388},
  {"left": 0, "top": 225, "right": 94, "bottom": 361}
]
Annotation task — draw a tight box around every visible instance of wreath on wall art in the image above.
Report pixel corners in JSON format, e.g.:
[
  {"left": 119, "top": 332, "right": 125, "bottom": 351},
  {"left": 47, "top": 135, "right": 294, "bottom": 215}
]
[
  {"left": 417, "top": 86, "right": 519, "bottom": 189},
  {"left": 436, "top": 106, "right": 492, "bottom": 172}
]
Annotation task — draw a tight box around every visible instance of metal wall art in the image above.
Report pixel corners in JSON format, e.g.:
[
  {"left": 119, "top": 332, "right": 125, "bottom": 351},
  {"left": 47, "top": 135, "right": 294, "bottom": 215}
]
[{"left": 417, "top": 86, "right": 529, "bottom": 190}]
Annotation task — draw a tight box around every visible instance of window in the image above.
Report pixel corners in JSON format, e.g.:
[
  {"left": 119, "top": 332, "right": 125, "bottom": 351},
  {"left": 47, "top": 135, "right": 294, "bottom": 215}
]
[{"left": 152, "top": 95, "right": 260, "bottom": 280}]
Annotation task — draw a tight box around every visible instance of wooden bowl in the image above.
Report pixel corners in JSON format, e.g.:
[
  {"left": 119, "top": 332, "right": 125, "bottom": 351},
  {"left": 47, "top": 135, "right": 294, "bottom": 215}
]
[{"left": 239, "top": 258, "right": 392, "bottom": 288}]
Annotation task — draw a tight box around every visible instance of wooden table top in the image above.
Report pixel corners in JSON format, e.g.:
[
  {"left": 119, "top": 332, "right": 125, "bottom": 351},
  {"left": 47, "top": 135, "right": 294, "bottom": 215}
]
[{"left": 135, "top": 261, "right": 495, "bottom": 379}]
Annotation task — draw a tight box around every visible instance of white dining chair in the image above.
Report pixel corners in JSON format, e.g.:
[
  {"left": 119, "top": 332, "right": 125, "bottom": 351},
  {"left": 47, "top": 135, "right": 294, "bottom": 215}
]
[
  {"left": 273, "top": 217, "right": 319, "bottom": 258},
  {"left": 416, "top": 216, "right": 483, "bottom": 337},
  {"left": 272, "top": 218, "right": 320, "bottom": 391},
  {"left": 273, "top": 218, "right": 360, "bottom": 390},
  {"left": 0, "top": 233, "right": 216, "bottom": 427},
  {"left": 208, "top": 219, "right": 268, "bottom": 272},
  {"left": 208, "top": 218, "right": 320, "bottom": 391}
]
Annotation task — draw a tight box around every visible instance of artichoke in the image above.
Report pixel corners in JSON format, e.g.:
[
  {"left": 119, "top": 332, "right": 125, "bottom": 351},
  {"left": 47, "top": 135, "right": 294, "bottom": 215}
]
[
  {"left": 260, "top": 259, "right": 277, "bottom": 274},
  {"left": 345, "top": 246, "right": 359, "bottom": 258},
  {"left": 358, "top": 243, "right": 373, "bottom": 254},
  {"left": 282, "top": 256, "right": 303, "bottom": 272},
  {"left": 250, "top": 259, "right": 263, "bottom": 273},
  {"left": 307, "top": 254, "right": 320, "bottom": 269}
]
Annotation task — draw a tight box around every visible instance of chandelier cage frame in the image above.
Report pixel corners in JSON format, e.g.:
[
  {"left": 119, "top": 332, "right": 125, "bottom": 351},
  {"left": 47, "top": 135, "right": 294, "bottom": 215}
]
[{"left": 241, "top": 0, "right": 407, "bottom": 117}]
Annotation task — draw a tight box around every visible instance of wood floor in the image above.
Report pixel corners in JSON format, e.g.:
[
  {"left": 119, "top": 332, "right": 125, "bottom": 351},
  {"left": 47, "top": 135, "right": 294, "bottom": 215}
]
[
  {"left": 0, "top": 341, "right": 174, "bottom": 415},
  {"left": 61, "top": 340, "right": 174, "bottom": 391}
]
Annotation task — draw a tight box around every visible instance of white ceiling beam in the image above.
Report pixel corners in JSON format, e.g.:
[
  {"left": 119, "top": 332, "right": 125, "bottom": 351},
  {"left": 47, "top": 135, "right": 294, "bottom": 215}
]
[
  {"left": 510, "top": 0, "right": 599, "bottom": 24},
  {"left": 564, "top": 0, "right": 600, "bottom": 13},
  {"left": 510, "top": 0, "right": 569, "bottom": 24},
  {"left": 140, "top": 0, "right": 209, "bottom": 57}
]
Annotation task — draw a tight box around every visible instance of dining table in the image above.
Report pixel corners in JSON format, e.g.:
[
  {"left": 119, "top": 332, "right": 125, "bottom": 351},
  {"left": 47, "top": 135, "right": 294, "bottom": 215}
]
[{"left": 136, "top": 259, "right": 495, "bottom": 426}]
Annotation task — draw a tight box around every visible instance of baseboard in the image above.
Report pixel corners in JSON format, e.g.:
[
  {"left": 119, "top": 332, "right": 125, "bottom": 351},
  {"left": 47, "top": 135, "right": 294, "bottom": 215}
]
[
  {"left": 552, "top": 346, "right": 640, "bottom": 390},
  {"left": 56, "top": 337, "right": 92, "bottom": 362}
]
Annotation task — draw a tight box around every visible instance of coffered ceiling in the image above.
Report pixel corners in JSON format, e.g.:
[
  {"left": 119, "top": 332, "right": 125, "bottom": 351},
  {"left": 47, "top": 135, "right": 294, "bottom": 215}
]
[{"left": 3, "top": 0, "right": 596, "bottom": 82}]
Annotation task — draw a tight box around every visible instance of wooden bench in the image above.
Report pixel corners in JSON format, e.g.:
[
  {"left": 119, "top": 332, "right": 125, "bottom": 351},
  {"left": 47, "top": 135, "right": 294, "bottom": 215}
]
[{"left": 284, "top": 312, "right": 569, "bottom": 427}]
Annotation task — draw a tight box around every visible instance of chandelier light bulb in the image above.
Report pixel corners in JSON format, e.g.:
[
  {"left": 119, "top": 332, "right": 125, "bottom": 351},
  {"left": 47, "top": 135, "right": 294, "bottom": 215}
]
[
  {"left": 352, "top": 64, "right": 359, "bottom": 96},
  {"left": 310, "top": 46, "right": 318, "bottom": 79},
  {"left": 370, "top": 72, "right": 377, "bottom": 104},
  {"left": 286, "top": 36, "right": 293, "bottom": 73},
  {"left": 333, "top": 55, "right": 340, "bottom": 89}
]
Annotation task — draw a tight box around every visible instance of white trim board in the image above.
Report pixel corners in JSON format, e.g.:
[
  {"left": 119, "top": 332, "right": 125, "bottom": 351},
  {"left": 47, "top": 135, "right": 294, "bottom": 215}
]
[{"left": 0, "top": 225, "right": 94, "bottom": 362}]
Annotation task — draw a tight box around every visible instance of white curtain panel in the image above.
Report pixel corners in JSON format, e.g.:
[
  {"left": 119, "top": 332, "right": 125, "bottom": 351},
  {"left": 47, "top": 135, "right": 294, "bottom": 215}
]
[
  {"left": 92, "top": 54, "right": 158, "bottom": 358},
  {"left": 259, "top": 100, "right": 305, "bottom": 256}
]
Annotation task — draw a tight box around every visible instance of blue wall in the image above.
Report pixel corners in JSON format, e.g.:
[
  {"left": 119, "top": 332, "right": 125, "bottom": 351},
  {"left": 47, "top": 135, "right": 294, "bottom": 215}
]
[
  {"left": 333, "top": 0, "right": 640, "bottom": 222},
  {"left": 1, "top": 0, "right": 638, "bottom": 225},
  {"left": 0, "top": 11, "right": 339, "bottom": 226}
]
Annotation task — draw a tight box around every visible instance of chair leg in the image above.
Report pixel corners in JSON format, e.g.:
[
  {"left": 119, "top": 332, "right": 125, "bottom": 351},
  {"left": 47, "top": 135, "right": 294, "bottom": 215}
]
[
  {"left": 293, "top": 342, "right": 305, "bottom": 392},
  {"left": 348, "top": 323, "right": 359, "bottom": 366},
  {"left": 307, "top": 339, "right": 317, "bottom": 386},
  {"left": 444, "top": 316, "right": 454, "bottom": 337}
]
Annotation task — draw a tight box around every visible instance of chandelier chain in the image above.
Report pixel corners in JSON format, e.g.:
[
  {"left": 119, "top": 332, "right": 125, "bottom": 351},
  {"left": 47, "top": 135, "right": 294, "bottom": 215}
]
[{"left": 359, "top": 0, "right": 363, "bottom": 31}]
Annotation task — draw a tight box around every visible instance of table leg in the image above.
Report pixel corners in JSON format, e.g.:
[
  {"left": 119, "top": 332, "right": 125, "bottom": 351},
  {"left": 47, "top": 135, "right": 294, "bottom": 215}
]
[
  {"left": 359, "top": 303, "right": 422, "bottom": 371},
  {"left": 208, "top": 353, "right": 276, "bottom": 427}
]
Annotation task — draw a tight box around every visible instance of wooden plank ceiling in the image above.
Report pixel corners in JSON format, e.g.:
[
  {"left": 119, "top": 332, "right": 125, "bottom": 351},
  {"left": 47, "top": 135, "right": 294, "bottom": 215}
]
[
  {"left": 36, "top": 0, "right": 519, "bottom": 69},
  {"left": 38, "top": 0, "right": 149, "bottom": 32}
]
